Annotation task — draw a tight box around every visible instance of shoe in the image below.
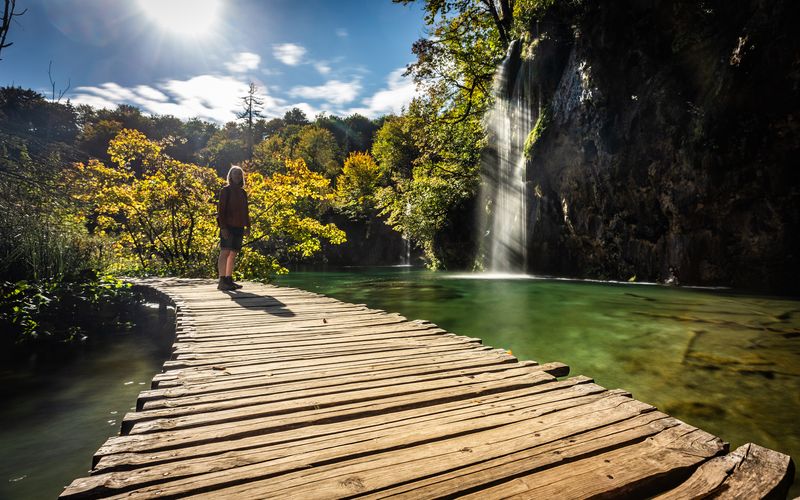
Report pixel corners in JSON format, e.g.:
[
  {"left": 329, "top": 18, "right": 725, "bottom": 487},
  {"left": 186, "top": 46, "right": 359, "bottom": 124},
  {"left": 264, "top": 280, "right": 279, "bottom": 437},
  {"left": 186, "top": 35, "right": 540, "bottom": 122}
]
[
  {"left": 226, "top": 276, "right": 243, "bottom": 290},
  {"left": 217, "top": 276, "right": 234, "bottom": 290}
]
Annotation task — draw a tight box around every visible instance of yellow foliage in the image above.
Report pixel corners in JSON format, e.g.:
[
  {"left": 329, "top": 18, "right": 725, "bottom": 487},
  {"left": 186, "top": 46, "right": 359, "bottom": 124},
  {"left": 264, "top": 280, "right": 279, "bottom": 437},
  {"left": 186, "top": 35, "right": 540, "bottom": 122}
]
[
  {"left": 335, "top": 151, "right": 383, "bottom": 219},
  {"left": 67, "top": 131, "right": 345, "bottom": 279}
]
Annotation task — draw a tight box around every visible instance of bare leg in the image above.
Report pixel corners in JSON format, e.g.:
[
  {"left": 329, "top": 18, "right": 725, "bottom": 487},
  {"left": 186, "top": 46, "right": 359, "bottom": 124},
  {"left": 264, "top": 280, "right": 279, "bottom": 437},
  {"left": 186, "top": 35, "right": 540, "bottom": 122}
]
[
  {"left": 225, "top": 250, "right": 238, "bottom": 277},
  {"left": 218, "top": 249, "right": 230, "bottom": 277}
]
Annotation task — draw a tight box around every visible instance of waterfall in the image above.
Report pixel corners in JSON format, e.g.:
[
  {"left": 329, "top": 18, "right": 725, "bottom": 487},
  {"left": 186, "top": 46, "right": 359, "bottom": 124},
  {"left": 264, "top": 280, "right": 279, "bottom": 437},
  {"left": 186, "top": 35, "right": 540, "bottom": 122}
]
[
  {"left": 481, "top": 40, "right": 536, "bottom": 273},
  {"left": 401, "top": 201, "right": 412, "bottom": 266}
]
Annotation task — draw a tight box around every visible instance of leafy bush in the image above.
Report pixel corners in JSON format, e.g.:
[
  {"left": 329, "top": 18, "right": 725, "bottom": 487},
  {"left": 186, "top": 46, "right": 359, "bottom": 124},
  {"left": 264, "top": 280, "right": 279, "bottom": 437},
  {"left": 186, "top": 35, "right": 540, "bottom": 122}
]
[{"left": 0, "top": 274, "right": 140, "bottom": 360}]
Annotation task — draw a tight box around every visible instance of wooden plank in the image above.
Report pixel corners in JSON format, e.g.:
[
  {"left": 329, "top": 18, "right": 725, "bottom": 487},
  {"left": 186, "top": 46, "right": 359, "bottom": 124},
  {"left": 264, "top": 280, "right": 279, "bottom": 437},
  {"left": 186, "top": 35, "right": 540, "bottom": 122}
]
[
  {"left": 94, "top": 370, "right": 558, "bottom": 460},
  {"left": 123, "top": 366, "right": 555, "bottom": 435},
  {"left": 139, "top": 350, "right": 521, "bottom": 406},
  {"left": 94, "top": 377, "right": 594, "bottom": 474},
  {"left": 146, "top": 395, "right": 661, "bottom": 499},
  {"left": 122, "top": 363, "right": 548, "bottom": 431},
  {"left": 62, "top": 379, "right": 604, "bottom": 498},
  {"left": 157, "top": 343, "right": 497, "bottom": 377},
  {"left": 165, "top": 338, "right": 483, "bottom": 370},
  {"left": 150, "top": 347, "right": 506, "bottom": 389},
  {"left": 656, "top": 443, "right": 794, "bottom": 500},
  {"left": 454, "top": 425, "right": 725, "bottom": 500}
]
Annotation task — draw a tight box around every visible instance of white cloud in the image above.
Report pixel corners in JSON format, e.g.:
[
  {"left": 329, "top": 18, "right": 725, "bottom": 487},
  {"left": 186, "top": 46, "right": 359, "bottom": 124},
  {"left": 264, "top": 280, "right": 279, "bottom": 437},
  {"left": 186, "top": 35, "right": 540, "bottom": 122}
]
[
  {"left": 336, "top": 28, "right": 348, "bottom": 38},
  {"left": 134, "top": 85, "right": 169, "bottom": 102},
  {"left": 273, "top": 43, "right": 307, "bottom": 66},
  {"left": 314, "top": 61, "right": 332, "bottom": 75},
  {"left": 345, "top": 67, "right": 417, "bottom": 118},
  {"left": 224, "top": 52, "right": 261, "bottom": 73},
  {"left": 289, "top": 79, "right": 361, "bottom": 105},
  {"left": 72, "top": 75, "right": 287, "bottom": 123}
]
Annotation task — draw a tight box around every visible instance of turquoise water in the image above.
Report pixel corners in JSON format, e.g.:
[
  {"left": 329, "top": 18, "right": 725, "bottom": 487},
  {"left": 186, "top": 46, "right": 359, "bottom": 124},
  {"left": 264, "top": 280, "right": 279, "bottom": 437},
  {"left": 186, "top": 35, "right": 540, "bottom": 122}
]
[
  {"left": 277, "top": 267, "right": 800, "bottom": 496},
  {"left": 0, "top": 303, "right": 174, "bottom": 500}
]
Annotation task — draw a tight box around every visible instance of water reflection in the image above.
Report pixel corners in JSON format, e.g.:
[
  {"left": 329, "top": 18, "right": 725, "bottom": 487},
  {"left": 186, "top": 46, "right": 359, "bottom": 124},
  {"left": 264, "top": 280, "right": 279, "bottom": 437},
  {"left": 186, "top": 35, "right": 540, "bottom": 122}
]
[{"left": 0, "top": 303, "right": 174, "bottom": 500}]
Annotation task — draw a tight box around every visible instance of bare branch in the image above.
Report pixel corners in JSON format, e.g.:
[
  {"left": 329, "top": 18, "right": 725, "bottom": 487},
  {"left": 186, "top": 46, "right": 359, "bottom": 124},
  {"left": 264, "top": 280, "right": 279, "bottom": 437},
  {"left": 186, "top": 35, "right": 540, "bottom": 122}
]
[
  {"left": 0, "top": 0, "right": 26, "bottom": 60},
  {"left": 48, "top": 61, "right": 71, "bottom": 103}
]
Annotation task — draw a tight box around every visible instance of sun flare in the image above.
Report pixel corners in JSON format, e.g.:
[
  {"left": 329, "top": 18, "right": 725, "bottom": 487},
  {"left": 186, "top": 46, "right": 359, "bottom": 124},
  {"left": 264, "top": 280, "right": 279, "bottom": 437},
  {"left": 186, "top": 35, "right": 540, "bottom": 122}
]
[{"left": 137, "top": 0, "right": 222, "bottom": 37}]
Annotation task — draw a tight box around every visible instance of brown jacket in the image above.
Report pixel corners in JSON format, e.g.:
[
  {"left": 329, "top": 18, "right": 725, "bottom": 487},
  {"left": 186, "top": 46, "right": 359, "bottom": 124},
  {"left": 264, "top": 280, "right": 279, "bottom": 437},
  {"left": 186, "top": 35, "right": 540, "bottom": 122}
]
[{"left": 217, "top": 185, "right": 250, "bottom": 229}]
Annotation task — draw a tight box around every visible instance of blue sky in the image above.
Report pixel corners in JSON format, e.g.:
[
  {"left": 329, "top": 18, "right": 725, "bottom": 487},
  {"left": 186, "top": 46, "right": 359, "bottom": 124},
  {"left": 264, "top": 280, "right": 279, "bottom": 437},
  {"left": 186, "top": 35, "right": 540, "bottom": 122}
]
[{"left": 1, "top": 0, "right": 428, "bottom": 122}]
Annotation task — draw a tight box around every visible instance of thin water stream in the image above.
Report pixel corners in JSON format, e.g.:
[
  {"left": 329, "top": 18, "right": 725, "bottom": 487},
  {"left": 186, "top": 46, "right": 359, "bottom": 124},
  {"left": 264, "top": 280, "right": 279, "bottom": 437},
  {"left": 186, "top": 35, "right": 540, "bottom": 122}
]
[
  {"left": 0, "top": 303, "right": 174, "bottom": 499},
  {"left": 277, "top": 267, "right": 800, "bottom": 496}
]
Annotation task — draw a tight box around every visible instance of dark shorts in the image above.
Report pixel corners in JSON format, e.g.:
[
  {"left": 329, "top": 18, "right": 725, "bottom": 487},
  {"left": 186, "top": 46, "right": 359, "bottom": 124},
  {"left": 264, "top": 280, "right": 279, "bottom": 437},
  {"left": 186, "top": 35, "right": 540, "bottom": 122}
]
[{"left": 220, "top": 227, "right": 244, "bottom": 251}]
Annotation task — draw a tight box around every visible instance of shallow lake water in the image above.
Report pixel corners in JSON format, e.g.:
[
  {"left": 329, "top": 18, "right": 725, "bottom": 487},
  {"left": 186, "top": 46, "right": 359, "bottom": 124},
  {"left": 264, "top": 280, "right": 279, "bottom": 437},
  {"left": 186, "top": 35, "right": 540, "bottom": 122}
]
[
  {"left": 0, "top": 303, "right": 174, "bottom": 500},
  {"left": 277, "top": 267, "right": 800, "bottom": 496}
]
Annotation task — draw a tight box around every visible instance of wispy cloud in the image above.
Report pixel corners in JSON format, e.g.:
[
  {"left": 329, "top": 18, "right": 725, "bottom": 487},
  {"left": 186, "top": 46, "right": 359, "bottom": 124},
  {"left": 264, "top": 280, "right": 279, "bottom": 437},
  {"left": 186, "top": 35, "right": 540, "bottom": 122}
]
[
  {"left": 72, "top": 75, "right": 287, "bottom": 123},
  {"left": 224, "top": 52, "right": 261, "bottom": 73},
  {"left": 314, "top": 61, "right": 332, "bottom": 75},
  {"left": 336, "top": 28, "right": 348, "bottom": 38},
  {"left": 273, "top": 43, "right": 307, "bottom": 66},
  {"left": 346, "top": 67, "right": 417, "bottom": 118},
  {"left": 289, "top": 79, "right": 362, "bottom": 105}
]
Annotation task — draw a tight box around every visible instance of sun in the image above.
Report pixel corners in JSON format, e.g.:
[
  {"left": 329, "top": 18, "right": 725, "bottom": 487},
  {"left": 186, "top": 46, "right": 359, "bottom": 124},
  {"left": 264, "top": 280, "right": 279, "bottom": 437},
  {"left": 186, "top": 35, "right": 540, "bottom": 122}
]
[{"left": 137, "top": 0, "right": 222, "bottom": 37}]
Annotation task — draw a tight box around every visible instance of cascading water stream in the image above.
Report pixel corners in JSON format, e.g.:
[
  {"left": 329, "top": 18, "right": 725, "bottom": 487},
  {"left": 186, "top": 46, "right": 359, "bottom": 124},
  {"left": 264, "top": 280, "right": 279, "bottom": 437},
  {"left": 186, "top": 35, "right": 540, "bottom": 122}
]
[{"left": 481, "top": 40, "right": 536, "bottom": 274}]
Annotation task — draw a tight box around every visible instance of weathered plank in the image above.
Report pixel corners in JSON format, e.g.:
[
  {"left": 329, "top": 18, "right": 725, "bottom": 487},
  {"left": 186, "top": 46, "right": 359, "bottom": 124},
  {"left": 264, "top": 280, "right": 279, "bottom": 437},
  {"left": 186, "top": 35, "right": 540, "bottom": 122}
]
[{"left": 656, "top": 442, "right": 795, "bottom": 500}]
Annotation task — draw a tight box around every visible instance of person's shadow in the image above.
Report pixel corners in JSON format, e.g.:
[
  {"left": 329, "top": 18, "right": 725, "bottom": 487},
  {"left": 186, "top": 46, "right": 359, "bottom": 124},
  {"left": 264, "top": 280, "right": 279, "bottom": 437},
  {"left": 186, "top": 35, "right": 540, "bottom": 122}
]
[{"left": 221, "top": 290, "right": 295, "bottom": 317}]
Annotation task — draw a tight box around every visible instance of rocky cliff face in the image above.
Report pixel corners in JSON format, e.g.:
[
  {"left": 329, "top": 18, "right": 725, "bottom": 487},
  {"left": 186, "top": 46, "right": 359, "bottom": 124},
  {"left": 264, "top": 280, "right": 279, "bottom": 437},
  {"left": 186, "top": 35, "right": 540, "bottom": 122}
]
[{"left": 518, "top": 0, "right": 800, "bottom": 292}]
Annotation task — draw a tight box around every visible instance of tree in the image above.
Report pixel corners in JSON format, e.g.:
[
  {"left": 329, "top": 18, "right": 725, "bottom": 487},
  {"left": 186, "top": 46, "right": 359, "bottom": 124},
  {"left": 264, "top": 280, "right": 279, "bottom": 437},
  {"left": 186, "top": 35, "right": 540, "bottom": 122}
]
[
  {"left": 283, "top": 107, "right": 309, "bottom": 126},
  {"left": 335, "top": 152, "right": 384, "bottom": 220},
  {"left": 251, "top": 134, "right": 288, "bottom": 176},
  {"left": 200, "top": 121, "right": 247, "bottom": 175},
  {"left": 68, "top": 130, "right": 345, "bottom": 279},
  {"left": 237, "top": 82, "right": 263, "bottom": 157},
  {"left": 296, "top": 125, "right": 340, "bottom": 177},
  {"left": 237, "top": 158, "right": 346, "bottom": 277},
  {"left": 0, "top": 0, "right": 25, "bottom": 61},
  {"left": 372, "top": 115, "right": 419, "bottom": 179},
  {"left": 67, "top": 129, "right": 223, "bottom": 275},
  {"left": 373, "top": 0, "right": 547, "bottom": 267}
]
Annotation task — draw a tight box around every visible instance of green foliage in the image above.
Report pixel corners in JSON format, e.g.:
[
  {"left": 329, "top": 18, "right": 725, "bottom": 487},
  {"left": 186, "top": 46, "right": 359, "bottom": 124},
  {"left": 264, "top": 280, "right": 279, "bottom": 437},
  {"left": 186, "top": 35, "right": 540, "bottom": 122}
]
[
  {"left": 0, "top": 132, "right": 102, "bottom": 282},
  {"left": 511, "top": 0, "right": 558, "bottom": 37},
  {"left": 200, "top": 122, "right": 248, "bottom": 175},
  {"left": 378, "top": 166, "right": 476, "bottom": 269},
  {"left": 376, "top": 85, "right": 484, "bottom": 266},
  {"left": 0, "top": 275, "right": 139, "bottom": 359},
  {"left": 251, "top": 134, "right": 289, "bottom": 176},
  {"left": 372, "top": 115, "right": 419, "bottom": 179},
  {"left": 335, "top": 152, "right": 384, "bottom": 220},
  {"left": 523, "top": 105, "right": 551, "bottom": 158},
  {"left": 296, "top": 126, "right": 341, "bottom": 177}
]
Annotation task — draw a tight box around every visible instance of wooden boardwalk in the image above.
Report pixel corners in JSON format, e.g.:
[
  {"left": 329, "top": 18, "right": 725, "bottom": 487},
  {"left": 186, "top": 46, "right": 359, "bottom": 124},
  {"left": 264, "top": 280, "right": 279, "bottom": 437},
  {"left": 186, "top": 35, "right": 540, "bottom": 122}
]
[{"left": 61, "top": 278, "right": 794, "bottom": 499}]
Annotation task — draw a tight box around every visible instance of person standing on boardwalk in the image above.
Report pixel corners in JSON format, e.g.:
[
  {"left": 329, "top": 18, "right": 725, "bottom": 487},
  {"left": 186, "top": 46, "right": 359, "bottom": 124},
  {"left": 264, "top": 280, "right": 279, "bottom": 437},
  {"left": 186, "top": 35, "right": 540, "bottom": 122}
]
[{"left": 216, "top": 165, "right": 250, "bottom": 290}]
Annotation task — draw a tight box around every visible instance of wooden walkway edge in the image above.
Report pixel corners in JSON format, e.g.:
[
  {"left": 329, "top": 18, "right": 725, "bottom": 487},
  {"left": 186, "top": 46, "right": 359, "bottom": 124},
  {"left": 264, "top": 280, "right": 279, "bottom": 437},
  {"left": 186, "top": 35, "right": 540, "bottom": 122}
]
[{"left": 60, "top": 278, "right": 795, "bottom": 499}]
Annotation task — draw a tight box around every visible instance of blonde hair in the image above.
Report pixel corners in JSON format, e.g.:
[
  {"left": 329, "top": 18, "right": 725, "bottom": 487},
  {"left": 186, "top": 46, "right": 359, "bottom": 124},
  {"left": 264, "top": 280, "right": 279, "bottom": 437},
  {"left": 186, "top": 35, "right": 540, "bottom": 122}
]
[{"left": 227, "top": 165, "right": 245, "bottom": 187}]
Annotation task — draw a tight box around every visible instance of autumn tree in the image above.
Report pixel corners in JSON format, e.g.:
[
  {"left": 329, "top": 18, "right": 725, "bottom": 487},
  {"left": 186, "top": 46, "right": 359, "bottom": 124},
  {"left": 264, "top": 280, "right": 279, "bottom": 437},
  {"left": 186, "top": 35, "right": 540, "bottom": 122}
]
[
  {"left": 68, "top": 130, "right": 345, "bottom": 279},
  {"left": 67, "top": 129, "right": 223, "bottom": 275},
  {"left": 200, "top": 121, "right": 247, "bottom": 175},
  {"left": 239, "top": 158, "right": 346, "bottom": 276},
  {"left": 335, "top": 152, "right": 384, "bottom": 220}
]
